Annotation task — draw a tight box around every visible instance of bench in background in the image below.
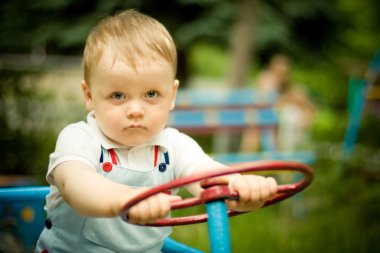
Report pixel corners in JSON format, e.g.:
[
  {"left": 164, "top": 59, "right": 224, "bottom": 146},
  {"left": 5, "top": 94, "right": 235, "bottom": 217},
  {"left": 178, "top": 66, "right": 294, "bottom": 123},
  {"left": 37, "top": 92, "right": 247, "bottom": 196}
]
[{"left": 169, "top": 87, "right": 315, "bottom": 165}]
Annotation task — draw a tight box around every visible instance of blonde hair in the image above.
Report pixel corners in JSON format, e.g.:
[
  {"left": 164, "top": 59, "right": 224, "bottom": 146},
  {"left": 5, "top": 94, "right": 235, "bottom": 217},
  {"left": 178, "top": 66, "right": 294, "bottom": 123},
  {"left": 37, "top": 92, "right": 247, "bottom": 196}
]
[{"left": 82, "top": 9, "right": 177, "bottom": 83}]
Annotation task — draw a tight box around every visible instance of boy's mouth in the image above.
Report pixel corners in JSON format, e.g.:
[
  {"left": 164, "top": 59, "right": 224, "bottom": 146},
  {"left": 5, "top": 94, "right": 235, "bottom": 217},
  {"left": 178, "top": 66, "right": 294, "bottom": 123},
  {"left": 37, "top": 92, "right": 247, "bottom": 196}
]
[{"left": 128, "top": 124, "right": 143, "bottom": 128}]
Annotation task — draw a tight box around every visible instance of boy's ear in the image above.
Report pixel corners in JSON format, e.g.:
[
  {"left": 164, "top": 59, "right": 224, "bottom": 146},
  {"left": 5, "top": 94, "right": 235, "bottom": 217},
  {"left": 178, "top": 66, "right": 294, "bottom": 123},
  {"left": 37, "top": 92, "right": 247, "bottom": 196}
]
[
  {"left": 170, "top": 79, "right": 179, "bottom": 111},
  {"left": 81, "top": 80, "right": 94, "bottom": 111}
]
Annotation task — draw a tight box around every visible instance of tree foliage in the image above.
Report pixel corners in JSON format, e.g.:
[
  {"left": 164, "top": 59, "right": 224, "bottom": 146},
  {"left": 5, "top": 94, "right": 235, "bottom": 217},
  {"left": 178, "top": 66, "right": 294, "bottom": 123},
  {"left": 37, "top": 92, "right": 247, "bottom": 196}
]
[
  {"left": 1, "top": 0, "right": 378, "bottom": 61},
  {"left": 0, "top": 0, "right": 233, "bottom": 54}
]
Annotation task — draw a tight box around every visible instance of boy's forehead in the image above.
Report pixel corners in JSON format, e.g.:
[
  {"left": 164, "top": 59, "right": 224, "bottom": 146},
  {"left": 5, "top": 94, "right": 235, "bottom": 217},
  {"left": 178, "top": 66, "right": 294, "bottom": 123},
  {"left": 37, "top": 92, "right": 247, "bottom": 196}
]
[
  {"left": 90, "top": 48, "right": 174, "bottom": 81},
  {"left": 97, "top": 48, "right": 171, "bottom": 71}
]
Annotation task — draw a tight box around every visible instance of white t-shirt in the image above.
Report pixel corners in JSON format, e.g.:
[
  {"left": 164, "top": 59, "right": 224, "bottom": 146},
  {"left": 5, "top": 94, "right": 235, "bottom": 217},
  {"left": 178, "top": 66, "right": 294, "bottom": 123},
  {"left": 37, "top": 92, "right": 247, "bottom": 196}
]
[{"left": 45, "top": 111, "right": 215, "bottom": 211}]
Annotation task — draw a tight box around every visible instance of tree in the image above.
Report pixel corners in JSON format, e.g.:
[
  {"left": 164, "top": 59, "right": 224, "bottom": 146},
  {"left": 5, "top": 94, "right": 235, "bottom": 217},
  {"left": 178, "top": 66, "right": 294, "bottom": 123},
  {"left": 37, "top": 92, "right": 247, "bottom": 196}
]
[{"left": 227, "top": 0, "right": 259, "bottom": 88}]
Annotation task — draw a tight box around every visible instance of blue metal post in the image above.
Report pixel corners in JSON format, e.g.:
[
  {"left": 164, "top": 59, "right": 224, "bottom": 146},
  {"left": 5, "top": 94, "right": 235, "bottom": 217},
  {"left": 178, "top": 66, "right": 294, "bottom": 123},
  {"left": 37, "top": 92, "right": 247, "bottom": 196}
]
[
  {"left": 206, "top": 200, "right": 231, "bottom": 253},
  {"left": 343, "top": 77, "right": 367, "bottom": 158},
  {"left": 343, "top": 49, "right": 380, "bottom": 158}
]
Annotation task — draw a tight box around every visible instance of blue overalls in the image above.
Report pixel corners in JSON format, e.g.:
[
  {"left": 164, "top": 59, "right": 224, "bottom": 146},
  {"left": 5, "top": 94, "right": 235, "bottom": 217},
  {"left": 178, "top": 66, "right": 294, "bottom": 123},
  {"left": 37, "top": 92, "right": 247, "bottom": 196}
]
[{"left": 36, "top": 145, "right": 174, "bottom": 253}]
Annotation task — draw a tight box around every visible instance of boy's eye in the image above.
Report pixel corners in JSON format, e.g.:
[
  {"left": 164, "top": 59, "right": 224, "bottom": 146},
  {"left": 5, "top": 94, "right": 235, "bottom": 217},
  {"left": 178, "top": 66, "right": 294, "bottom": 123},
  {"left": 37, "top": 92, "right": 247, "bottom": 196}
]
[
  {"left": 111, "top": 92, "right": 126, "bottom": 100},
  {"left": 145, "top": 90, "right": 158, "bottom": 98}
]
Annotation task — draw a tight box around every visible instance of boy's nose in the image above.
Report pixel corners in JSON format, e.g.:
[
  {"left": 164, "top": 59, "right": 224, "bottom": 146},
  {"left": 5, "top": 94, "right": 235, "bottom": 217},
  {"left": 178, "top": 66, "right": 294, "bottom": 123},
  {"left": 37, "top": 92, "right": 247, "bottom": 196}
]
[{"left": 126, "top": 100, "right": 144, "bottom": 118}]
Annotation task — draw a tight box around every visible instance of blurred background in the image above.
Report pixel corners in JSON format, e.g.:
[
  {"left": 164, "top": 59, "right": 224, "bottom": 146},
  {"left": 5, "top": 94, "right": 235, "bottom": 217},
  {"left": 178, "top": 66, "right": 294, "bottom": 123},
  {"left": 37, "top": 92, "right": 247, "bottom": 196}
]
[{"left": 0, "top": 0, "right": 379, "bottom": 252}]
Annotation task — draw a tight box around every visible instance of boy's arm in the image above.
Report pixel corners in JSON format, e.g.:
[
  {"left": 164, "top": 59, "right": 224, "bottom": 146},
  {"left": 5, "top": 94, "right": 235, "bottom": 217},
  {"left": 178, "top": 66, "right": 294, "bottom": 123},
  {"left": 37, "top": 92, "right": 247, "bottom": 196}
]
[
  {"left": 53, "top": 161, "right": 180, "bottom": 223},
  {"left": 54, "top": 160, "right": 134, "bottom": 217},
  {"left": 186, "top": 160, "right": 277, "bottom": 212}
]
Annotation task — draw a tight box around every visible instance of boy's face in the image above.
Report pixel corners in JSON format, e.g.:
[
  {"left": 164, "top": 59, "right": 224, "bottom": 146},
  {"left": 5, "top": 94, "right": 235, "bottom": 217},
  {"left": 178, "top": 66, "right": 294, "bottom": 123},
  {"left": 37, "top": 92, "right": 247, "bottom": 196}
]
[{"left": 82, "top": 50, "right": 179, "bottom": 147}]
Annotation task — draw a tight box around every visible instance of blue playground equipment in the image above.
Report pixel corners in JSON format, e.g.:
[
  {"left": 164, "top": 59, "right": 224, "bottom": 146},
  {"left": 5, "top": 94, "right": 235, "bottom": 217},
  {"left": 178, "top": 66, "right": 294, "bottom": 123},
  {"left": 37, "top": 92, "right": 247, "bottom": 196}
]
[
  {"left": 343, "top": 49, "right": 380, "bottom": 157},
  {"left": 0, "top": 178, "right": 46, "bottom": 252}
]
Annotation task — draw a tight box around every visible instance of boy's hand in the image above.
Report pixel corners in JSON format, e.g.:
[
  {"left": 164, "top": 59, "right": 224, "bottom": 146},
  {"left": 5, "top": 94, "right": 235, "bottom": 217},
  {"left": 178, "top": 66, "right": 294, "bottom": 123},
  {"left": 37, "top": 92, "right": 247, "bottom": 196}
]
[
  {"left": 127, "top": 191, "right": 181, "bottom": 225},
  {"left": 226, "top": 175, "right": 277, "bottom": 212}
]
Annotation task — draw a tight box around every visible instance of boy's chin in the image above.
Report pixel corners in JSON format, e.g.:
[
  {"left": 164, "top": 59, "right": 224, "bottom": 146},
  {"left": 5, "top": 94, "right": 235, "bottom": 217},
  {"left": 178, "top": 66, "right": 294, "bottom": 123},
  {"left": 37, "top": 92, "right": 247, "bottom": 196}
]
[{"left": 120, "top": 137, "right": 150, "bottom": 148}]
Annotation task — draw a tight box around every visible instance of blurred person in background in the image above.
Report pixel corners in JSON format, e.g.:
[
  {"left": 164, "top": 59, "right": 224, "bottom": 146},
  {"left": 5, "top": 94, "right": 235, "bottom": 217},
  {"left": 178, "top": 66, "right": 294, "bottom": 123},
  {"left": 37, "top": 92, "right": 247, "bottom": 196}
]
[{"left": 240, "top": 54, "right": 316, "bottom": 152}]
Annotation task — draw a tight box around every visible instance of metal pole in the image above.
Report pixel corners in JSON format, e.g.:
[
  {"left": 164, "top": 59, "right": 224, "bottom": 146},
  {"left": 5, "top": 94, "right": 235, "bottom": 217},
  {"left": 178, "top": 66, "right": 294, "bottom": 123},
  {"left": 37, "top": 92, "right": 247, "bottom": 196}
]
[{"left": 206, "top": 200, "right": 231, "bottom": 253}]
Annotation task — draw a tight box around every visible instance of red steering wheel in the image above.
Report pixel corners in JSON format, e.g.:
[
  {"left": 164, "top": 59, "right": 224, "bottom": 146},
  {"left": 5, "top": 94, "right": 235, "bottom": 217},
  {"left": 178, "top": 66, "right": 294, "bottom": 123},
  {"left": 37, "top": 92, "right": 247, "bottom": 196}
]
[{"left": 121, "top": 161, "right": 314, "bottom": 226}]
